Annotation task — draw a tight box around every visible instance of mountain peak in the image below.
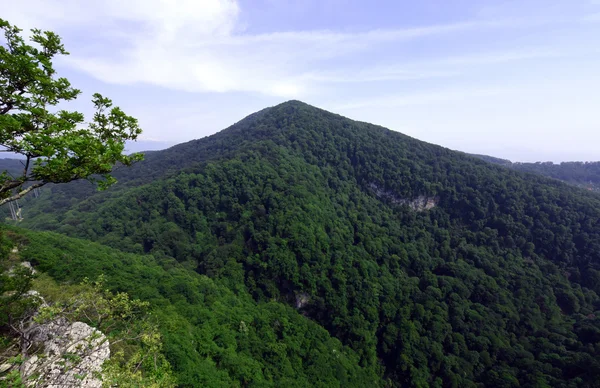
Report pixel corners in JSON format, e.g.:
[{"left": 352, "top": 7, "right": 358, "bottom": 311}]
[
  {"left": 279, "top": 99, "right": 304, "bottom": 104},
  {"left": 271, "top": 99, "right": 330, "bottom": 114},
  {"left": 276, "top": 99, "right": 311, "bottom": 107},
  {"left": 12, "top": 98, "right": 600, "bottom": 387}
]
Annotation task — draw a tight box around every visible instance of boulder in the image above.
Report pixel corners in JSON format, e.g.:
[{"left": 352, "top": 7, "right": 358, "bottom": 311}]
[{"left": 21, "top": 318, "right": 110, "bottom": 387}]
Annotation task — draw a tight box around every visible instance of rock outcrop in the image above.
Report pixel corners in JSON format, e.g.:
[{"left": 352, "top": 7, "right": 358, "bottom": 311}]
[
  {"left": 21, "top": 318, "right": 110, "bottom": 387},
  {"left": 295, "top": 292, "right": 310, "bottom": 309},
  {"left": 1, "top": 256, "right": 111, "bottom": 386},
  {"left": 368, "top": 182, "right": 438, "bottom": 211}
]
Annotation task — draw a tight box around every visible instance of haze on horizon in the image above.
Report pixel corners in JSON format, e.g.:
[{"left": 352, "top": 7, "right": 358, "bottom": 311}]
[{"left": 3, "top": 0, "right": 600, "bottom": 162}]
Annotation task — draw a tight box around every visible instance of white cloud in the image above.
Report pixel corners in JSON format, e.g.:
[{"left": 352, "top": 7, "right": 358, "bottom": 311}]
[
  {"left": 69, "top": 17, "right": 546, "bottom": 97},
  {"left": 330, "top": 86, "right": 515, "bottom": 111},
  {"left": 306, "top": 49, "right": 564, "bottom": 85},
  {"left": 4, "top": 0, "right": 599, "bottom": 161},
  {"left": 2, "top": 0, "right": 240, "bottom": 36},
  {"left": 2, "top": 0, "right": 527, "bottom": 98},
  {"left": 3, "top": 0, "right": 596, "bottom": 101}
]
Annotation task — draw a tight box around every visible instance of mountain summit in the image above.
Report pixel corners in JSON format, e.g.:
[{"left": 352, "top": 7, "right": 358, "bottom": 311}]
[{"left": 13, "top": 102, "right": 600, "bottom": 386}]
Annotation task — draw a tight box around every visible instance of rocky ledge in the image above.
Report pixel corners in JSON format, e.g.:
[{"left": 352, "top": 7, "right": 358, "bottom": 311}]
[{"left": 21, "top": 318, "right": 110, "bottom": 387}]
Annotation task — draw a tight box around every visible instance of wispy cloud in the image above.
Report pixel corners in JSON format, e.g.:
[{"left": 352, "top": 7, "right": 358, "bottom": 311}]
[
  {"left": 296, "top": 48, "right": 563, "bottom": 85},
  {"left": 5, "top": 0, "right": 598, "bottom": 161},
  {"left": 300, "top": 69, "right": 460, "bottom": 84},
  {"left": 4, "top": 0, "right": 597, "bottom": 101},
  {"left": 330, "top": 86, "right": 515, "bottom": 111},
  {"left": 430, "top": 50, "right": 564, "bottom": 66},
  {"left": 3, "top": 0, "right": 532, "bottom": 97},
  {"left": 70, "top": 19, "right": 523, "bottom": 97}
]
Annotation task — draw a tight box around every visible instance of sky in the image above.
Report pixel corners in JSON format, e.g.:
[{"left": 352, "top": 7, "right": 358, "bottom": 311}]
[{"left": 3, "top": 0, "right": 600, "bottom": 162}]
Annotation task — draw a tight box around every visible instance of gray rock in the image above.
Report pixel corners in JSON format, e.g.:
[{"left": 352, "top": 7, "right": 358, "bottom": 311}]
[
  {"left": 368, "top": 182, "right": 438, "bottom": 211},
  {"left": 21, "top": 319, "right": 110, "bottom": 387},
  {"left": 295, "top": 292, "right": 310, "bottom": 309},
  {"left": 20, "top": 261, "right": 36, "bottom": 274}
]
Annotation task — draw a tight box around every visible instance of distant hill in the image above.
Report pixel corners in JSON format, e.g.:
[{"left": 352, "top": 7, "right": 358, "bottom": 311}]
[
  {"left": 0, "top": 158, "right": 25, "bottom": 178},
  {"left": 471, "top": 154, "right": 600, "bottom": 192},
  {"left": 6, "top": 101, "right": 600, "bottom": 386}
]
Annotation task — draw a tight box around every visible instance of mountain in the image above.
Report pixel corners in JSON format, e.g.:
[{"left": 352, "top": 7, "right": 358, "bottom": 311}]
[
  {"left": 471, "top": 154, "right": 600, "bottom": 192},
  {"left": 8, "top": 100, "right": 600, "bottom": 387},
  {"left": 0, "top": 158, "right": 26, "bottom": 178}
]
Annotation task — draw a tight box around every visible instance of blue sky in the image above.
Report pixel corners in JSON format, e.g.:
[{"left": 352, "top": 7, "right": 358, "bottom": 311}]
[{"left": 4, "top": 0, "right": 600, "bottom": 161}]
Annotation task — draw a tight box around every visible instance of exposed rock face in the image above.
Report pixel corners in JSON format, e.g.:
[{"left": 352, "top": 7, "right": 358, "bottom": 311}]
[
  {"left": 22, "top": 318, "right": 110, "bottom": 387},
  {"left": 295, "top": 292, "right": 310, "bottom": 309},
  {"left": 368, "top": 182, "right": 438, "bottom": 211},
  {"left": 406, "top": 195, "right": 437, "bottom": 211},
  {"left": 20, "top": 261, "right": 36, "bottom": 274},
  {"left": 7, "top": 261, "right": 37, "bottom": 276}
]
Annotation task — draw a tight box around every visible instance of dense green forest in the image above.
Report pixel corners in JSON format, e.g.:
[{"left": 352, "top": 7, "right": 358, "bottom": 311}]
[
  {"left": 1, "top": 226, "right": 375, "bottom": 387},
  {"left": 471, "top": 154, "right": 600, "bottom": 192},
  {"left": 4, "top": 101, "right": 600, "bottom": 386}
]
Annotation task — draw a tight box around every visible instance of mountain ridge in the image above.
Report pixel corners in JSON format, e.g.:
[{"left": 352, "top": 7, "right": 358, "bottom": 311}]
[
  {"left": 7, "top": 99, "right": 589, "bottom": 212},
  {"left": 11, "top": 101, "right": 600, "bottom": 386},
  {"left": 470, "top": 154, "right": 600, "bottom": 192}
]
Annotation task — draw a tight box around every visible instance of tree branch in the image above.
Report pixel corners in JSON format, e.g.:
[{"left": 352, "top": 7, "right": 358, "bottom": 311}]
[
  {"left": 0, "top": 179, "right": 25, "bottom": 193},
  {"left": 0, "top": 181, "right": 45, "bottom": 207},
  {"left": 23, "top": 154, "right": 31, "bottom": 178},
  {"left": 0, "top": 102, "right": 14, "bottom": 115}
]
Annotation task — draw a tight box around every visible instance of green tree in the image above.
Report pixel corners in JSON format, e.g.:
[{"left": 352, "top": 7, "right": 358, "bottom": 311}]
[{"left": 0, "top": 18, "right": 143, "bottom": 206}]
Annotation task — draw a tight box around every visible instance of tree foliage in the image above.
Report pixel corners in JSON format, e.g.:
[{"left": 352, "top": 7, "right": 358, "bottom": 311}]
[{"left": 0, "top": 18, "right": 143, "bottom": 206}]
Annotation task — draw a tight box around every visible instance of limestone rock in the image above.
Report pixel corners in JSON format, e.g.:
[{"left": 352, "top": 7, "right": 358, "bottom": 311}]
[
  {"left": 368, "top": 182, "right": 438, "bottom": 211},
  {"left": 20, "top": 261, "right": 36, "bottom": 274},
  {"left": 22, "top": 319, "right": 110, "bottom": 387}
]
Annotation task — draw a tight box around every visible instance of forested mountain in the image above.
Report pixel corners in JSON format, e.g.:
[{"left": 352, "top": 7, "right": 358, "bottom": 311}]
[
  {"left": 7, "top": 101, "right": 600, "bottom": 387},
  {"left": 471, "top": 154, "right": 600, "bottom": 192}
]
